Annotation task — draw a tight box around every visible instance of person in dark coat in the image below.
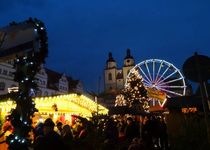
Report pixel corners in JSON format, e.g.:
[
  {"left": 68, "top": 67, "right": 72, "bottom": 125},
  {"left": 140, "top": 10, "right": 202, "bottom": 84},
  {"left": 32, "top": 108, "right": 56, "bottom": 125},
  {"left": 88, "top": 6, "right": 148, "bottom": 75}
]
[
  {"left": 34, "top": 118, "right": 66, "bottom": 150},
  {"left": 56, "top": 122, "right": 63, "bottom": 135},
  {"left": 33, "top": 122, "right": 44, "bottom": 140},
  {"left": 124, "top": 117, "right": 139, "bottom": 142},
  {"left": 101, "top": 118, "right": 119, "bottom": 150},
  {"left": 61, "top": 124, "right": 74, "bottom": 150},
  {"left": 159, "top": 117, "right": 169, "bottom": 150},
  {"left": 142, "top": 116, "right": 155, "bottom": 150}
]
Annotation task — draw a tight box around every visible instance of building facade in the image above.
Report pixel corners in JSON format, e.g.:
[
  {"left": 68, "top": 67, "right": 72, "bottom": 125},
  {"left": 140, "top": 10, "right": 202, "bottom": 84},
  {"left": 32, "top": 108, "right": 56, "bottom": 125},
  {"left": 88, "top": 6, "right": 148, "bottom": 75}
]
[
  {"left": 0, "top": 60, "right": 83, "bottom": 96},
  {"left": 104, "top": 49, "right": 135, "bottom": 93}
]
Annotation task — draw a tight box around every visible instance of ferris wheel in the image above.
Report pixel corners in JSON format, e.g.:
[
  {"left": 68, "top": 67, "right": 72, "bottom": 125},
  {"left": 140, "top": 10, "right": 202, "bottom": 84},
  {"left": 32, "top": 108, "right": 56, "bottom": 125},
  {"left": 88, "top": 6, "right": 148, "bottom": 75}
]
[{"left": 126, "top": 59, "right": 186, "bottom": 106}]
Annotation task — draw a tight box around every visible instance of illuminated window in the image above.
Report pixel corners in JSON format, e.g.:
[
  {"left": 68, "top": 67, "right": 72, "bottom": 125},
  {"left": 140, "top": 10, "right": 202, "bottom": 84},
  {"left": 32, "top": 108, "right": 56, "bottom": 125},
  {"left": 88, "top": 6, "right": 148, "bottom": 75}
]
[{"left": 108, "top": 73, "right": 112, "bottom": 81}]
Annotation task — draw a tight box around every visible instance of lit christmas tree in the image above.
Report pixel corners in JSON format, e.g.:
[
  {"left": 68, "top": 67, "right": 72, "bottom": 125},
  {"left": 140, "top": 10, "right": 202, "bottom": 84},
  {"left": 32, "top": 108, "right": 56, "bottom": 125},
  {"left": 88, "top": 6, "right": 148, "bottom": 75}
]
[
  {"left": 121, "top": 68, "right": 149, "bottom": 111},
  {"left": 115, "top": 94, "right": 127, "bottom": 106}
]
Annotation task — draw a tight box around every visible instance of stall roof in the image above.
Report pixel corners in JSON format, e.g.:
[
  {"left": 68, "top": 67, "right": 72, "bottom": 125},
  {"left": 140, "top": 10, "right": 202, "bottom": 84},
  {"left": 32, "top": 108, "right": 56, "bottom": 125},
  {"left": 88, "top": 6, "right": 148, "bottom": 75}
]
[{"left": 164, "top": 95, "right": 204, "bottom": 111}]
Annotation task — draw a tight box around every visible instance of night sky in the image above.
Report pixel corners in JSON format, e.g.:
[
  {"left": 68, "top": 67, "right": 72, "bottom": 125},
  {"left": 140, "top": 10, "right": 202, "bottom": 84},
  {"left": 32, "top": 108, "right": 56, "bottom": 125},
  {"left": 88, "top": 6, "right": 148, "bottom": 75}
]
[{"left": 1, "top": 0, "right": 210, "bottom": 92}]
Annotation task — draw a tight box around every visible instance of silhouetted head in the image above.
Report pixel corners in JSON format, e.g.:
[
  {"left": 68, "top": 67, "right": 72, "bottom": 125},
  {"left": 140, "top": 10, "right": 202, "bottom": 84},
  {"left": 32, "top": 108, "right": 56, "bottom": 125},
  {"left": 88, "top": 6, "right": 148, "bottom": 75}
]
[
  {"left": 43, "top": 118, "right": 55, "bottom": 135},
  {"left": 56, "top": 122, "right": 63, "bottom": 131}
]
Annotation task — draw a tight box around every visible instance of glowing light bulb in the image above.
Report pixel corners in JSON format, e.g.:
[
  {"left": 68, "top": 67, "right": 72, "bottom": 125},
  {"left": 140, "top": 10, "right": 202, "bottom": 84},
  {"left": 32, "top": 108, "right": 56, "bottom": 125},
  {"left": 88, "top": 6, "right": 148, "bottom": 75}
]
[{"left": 22, "top": 139, "right": 25, "bottom": 143}]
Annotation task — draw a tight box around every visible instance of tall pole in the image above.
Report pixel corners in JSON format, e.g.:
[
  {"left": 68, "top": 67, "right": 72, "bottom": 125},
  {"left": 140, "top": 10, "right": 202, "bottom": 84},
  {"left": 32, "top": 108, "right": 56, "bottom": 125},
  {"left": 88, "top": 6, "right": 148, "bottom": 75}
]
[
  {"left": 98, "top": 76, "right": 101, "bottom": 95},
  {"left": 94, "top": 96, "right": 98, "bottom": 115},
  {"left": 195, "top": 53, "right": 210, "bottom": 145},
  {"left": 203, "top": 81, "right": 210, "bottom": 111},
  {"left": 95, "top": 76, "right": 101, "bottom": 125}
]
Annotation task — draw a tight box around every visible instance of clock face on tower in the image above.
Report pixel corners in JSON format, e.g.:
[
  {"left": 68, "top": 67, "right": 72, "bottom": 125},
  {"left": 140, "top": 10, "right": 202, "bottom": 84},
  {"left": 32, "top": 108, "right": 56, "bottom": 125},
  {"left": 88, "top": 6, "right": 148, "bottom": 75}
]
[{"left": 124, "top": 58, "right": 134, "bottom": 67}]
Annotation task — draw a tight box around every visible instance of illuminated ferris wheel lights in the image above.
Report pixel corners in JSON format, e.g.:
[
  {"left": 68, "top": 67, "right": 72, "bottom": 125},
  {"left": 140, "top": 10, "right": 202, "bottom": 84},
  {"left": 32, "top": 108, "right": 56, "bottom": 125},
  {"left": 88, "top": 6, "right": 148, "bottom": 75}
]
[
  {"left": 158, "top": 77, "right": 183, "bottom": 86},
  {"left": 156, "top": 66, "right": 170, "bottom": 84},
  {"left": 126, "top": 59, "right": 186, "bottom": 107},
  {"left": 159, "top": 98, "right": 167, "bottom": 107},
  {"left": 139, "top": 66, "right": 152, "bottom": 82},
  {"left": 157, "top": 70, "right": 178, "bottom": 85},
  {"left": 145, "top": 62, "right": 153, "bottom": 81},
  {"left": 157, "top": 86, "right": 183, "bottom": 97},
  {"left": 158, "top": 85, "right": 186, "bottom": 88}
]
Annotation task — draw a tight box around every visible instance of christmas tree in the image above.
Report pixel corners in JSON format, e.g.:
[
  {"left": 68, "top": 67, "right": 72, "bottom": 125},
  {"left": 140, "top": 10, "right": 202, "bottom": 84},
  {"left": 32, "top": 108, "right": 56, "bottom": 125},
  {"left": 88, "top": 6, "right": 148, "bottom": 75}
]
[
  {"left": 120, "top": 68, "right": 149, "bottom": 111},
  {"left": 115, "top": 94, "right": 126, "bottom": 106}
]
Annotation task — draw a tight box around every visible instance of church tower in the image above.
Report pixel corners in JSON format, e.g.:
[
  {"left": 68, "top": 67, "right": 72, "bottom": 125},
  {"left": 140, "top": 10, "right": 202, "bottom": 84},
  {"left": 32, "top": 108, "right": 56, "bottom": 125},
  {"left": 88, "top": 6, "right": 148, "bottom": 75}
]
[
  {"left": 104, "top": 52, "right": 117, "bottom": 92},
  {"left": 122, "top": 49, "right": 135, "bottom": 84},
  {"left": 104, "top": 49, "right": 135, "bottom": 93}
]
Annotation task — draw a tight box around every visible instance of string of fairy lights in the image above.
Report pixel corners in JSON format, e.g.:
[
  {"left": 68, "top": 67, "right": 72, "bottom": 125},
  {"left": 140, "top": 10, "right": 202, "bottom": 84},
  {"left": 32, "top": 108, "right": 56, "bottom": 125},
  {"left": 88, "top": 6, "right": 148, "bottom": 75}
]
[
  {"left": 115, "top": 68, "right": 149, "bottom": 111},
  {"left": 6, "top": 18, "right": 48, "bottom": 149}
]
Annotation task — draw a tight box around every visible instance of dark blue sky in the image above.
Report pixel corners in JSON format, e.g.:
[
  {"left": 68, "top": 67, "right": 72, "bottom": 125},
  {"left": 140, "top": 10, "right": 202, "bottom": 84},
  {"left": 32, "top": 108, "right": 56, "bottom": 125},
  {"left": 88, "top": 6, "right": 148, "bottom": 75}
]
[{"left": 1, "top": 0, "right": 210, "bottom": 92}]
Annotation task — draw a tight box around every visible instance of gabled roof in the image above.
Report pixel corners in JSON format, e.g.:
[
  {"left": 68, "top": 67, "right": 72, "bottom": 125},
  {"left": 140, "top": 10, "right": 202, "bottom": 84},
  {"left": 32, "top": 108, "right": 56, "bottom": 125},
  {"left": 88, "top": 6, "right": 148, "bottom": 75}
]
[
  {"left": 45, "top": 68, "right": 62, "bottom": 90},
  {"left": 66, "top": 76, "right": 79, "bottom": 92},
  {"left": 44, "top": 68, "right": 79, "bottom": 91}
]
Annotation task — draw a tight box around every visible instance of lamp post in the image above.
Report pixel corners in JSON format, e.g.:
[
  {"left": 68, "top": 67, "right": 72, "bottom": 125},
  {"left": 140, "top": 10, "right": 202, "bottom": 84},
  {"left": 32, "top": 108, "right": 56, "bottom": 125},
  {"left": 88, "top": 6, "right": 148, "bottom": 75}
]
[
  {"left": 183, "top": 52, "right": 210, "bottom": 145},
  {"left": 94, "top": 96, "right": 99, "bottom": 122}
]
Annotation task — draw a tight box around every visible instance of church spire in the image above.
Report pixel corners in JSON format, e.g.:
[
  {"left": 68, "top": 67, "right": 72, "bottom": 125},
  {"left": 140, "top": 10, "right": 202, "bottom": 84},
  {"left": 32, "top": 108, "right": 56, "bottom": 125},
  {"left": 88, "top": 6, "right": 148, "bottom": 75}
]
[
  {"left": 106, "top": 52, "right": 116, "bottom": 69},
  {"left": 124, "top": 48, "right": 134, "bottom": 66},
  {"left": 124, "top": 48, "right": 133, "bottom": 59},
  {"left": 107, "top": 52, "right": 115, "bottom": 62}
]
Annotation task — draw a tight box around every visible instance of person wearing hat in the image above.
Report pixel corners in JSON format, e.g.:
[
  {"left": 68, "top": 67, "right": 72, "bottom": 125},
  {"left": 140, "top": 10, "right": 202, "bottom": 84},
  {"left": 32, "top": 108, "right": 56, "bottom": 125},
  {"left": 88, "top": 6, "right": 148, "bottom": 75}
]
[{"left": 34, "top": 118, "right": 66, "bottom": 150}]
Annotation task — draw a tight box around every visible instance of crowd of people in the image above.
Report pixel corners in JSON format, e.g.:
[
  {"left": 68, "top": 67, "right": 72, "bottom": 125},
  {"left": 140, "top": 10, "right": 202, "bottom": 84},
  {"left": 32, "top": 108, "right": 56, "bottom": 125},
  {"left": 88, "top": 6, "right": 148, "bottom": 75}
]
[
  {"left": 101, "top": 115, "right": 169, "bottom": 150},
  {"left": 0, "top": 115, "right": 169, "bottom": 150}
]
